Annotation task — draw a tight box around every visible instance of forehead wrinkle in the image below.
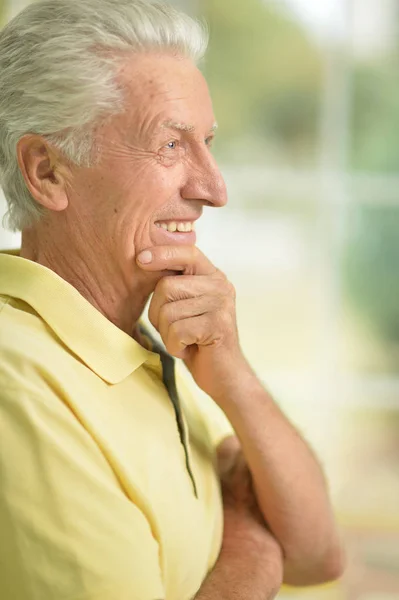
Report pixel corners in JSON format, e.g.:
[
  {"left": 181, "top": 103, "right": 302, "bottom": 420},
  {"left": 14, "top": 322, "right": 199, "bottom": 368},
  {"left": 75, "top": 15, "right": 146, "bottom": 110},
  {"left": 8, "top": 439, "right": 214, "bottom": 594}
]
[{"left": 122, "top": 105, "right": 164, "bottom": 143}]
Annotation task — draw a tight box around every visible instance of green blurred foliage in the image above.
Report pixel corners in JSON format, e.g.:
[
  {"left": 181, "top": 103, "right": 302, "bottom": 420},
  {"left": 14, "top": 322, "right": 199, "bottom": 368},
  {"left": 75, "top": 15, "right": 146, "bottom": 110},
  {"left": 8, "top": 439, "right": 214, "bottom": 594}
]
[
  {"left": 342, "top": 206, "right": 399, "bottom": 349},
  {"left": 350, "top": 60, "right": 399, "bottom": 172},
  {"left": 344, "top": 49, "right": 399, "bottom": 358},
  {"left": 0, "top": 0, "right": 6, "bottom": 25},
  {"left": 203, "top": 0, "right": 322, "bottom": 166}
]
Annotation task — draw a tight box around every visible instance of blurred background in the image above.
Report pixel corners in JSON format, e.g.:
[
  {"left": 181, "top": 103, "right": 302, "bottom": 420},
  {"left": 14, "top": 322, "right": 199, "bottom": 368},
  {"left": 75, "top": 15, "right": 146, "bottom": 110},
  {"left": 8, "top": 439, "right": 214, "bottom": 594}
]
[{"left": 1, "top": 0, "right": 399, "bottom": 597}]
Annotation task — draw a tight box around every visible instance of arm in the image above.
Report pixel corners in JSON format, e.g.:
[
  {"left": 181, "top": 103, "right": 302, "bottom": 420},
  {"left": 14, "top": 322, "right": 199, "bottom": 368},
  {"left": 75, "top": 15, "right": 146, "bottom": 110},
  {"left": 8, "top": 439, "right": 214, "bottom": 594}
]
[
  {"left": 196, "top": 447, "right": 284, "bottom": 600},
  {"left": 214, "top": 380, "right": 345, "bottom": 586},
  {"left": 195, "top": 532, "right": 283, "bottom": 600},
  {"left": 136, "top": 245, "right": 345, "bottom": 587}
]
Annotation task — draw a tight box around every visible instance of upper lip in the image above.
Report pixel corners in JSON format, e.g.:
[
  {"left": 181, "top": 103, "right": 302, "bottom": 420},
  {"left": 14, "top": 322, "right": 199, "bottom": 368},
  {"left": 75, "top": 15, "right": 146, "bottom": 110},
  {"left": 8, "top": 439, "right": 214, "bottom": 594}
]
[{"left": 155, "top": 216, "right": 201, "bottom": 223}]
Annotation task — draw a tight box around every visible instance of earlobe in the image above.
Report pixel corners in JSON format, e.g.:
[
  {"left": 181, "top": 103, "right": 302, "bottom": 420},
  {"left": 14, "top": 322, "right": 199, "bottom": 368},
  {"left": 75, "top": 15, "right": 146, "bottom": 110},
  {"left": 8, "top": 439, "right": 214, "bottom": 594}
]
[{"left": 17, "top": 134, "right": 69, "bottom": 212}]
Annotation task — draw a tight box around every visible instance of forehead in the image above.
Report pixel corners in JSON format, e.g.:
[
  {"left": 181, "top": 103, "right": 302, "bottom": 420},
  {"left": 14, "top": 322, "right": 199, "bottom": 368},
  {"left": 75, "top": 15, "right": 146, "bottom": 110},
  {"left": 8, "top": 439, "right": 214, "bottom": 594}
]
[{"left": 117, "top": 53, "right": 214, "bottom": 132}]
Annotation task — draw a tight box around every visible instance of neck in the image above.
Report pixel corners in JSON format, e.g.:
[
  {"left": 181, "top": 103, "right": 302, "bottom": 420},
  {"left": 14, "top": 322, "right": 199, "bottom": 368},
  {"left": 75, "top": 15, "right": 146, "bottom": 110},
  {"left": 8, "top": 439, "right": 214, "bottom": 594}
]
[{"left": 20, "top": 223, "right": 153, "bottom": 337}]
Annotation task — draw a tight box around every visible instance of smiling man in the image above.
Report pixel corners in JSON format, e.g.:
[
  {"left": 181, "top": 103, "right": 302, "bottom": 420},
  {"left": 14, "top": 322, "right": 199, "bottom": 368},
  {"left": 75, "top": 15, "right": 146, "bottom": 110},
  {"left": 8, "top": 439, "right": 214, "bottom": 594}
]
[{"left": 0, "top": 1, "right": 344, "bottom": 599}]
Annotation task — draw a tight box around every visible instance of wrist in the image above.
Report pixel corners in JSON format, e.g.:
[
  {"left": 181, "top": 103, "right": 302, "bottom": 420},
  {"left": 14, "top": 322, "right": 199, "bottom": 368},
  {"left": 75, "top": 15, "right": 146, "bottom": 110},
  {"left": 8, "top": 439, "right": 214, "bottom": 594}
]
[
  {"left": 221, "top": 518, "right": 283, "bottom": 566},
  {"left": 210, "top": 359, "right": 260, "bottom": 407}
]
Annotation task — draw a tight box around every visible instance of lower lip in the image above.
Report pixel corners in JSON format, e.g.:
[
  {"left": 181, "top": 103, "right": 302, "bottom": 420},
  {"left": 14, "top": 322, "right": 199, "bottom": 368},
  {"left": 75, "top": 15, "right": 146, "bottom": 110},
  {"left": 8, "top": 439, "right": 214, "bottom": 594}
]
[{"left": 153, "top": 226, "right": 197, "bottom": 245}]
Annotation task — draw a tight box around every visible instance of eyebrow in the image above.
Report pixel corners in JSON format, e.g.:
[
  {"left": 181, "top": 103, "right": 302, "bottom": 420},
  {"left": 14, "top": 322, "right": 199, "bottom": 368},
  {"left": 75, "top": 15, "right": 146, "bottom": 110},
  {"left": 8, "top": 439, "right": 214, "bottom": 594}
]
[{"left": 161, "top": 120, "right": 218, "bottom": 133}]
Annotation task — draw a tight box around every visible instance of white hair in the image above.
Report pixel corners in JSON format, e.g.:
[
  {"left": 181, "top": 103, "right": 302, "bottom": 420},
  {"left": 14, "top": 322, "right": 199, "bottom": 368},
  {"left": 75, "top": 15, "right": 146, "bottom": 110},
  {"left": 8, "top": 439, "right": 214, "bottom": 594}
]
[{"left": 0, "top": 0, "right": 208, "bottom": 232}]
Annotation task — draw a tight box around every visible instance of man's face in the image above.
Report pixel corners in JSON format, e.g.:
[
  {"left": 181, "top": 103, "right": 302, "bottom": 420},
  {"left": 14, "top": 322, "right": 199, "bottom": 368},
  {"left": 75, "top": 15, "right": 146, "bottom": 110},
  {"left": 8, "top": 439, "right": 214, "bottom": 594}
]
[{"left": 66, "top": 53, "right": 227, "bottom": 278}]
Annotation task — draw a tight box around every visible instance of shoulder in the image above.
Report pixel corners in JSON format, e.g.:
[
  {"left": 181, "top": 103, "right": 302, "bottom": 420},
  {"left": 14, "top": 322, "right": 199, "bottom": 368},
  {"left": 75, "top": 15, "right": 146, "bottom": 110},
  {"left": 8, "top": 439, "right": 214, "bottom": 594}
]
[
  {"left": 0, "top": 293, "right": 56, "bottom": 346},
  {"left": 0, "top": 295, "right": 69, "bottom": 394}
]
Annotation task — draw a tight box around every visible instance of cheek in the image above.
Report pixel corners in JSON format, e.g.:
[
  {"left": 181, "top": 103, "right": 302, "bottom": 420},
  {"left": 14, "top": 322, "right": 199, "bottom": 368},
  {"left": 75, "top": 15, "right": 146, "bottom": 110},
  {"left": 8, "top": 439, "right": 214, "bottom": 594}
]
[
  {"left": 87, "top": 153, "right": 185, "bottom": 240},
  {"left": 100, "top": 141, "right": 186, "bottom": 202},
  {"left": 118, "top": 175, "right": 181, "bottom": 248},
  {"left": 128, "top": 168, "right": 185, "bottom": 215}
]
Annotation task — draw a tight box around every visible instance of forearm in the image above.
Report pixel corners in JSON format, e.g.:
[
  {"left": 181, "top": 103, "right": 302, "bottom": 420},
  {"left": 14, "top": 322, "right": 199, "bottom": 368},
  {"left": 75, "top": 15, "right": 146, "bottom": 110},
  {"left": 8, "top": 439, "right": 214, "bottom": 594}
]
[
  {"left": 195, "top": 537, "right": 283, "bottom": 600},
  {"left": 214, "top": 365, "right": 344, "bottom": 585}
]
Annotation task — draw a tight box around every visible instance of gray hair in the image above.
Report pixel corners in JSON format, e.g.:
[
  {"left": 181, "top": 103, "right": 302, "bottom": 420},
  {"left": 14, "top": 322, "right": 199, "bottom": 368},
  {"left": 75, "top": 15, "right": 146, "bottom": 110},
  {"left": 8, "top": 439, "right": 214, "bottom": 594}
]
[{"left": 0, "top": 0, "right": 208, "bottom": 232}]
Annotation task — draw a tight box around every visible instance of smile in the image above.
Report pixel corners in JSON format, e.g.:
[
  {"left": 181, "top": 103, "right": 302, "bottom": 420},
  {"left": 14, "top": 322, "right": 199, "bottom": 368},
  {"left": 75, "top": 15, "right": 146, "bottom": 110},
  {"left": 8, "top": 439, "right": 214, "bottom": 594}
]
[{"left": 155, "top": 221, "right": 196, "bottom": 233}]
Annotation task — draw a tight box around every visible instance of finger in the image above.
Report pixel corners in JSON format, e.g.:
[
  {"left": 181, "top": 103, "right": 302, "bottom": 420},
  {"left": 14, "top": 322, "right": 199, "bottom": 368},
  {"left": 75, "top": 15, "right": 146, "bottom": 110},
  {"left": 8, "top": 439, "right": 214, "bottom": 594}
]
[
  {"left": 136, "top": 245, "right": 217, "bottom": 276},
  {"left": 163, "top": 314, "right": 215, "bottom": 358},
  {"left": 149, "top": 275, "right": 224, "bottom": 329},
  {"left": 158, "top": 295, "right": 222, "bottom": 345}
]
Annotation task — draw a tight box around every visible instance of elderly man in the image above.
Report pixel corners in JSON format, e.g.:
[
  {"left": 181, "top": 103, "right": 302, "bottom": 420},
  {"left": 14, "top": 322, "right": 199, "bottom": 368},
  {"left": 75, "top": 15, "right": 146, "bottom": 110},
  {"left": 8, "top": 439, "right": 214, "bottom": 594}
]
[{"left": 0, "top": 1, "right": 344, "bottom": 599}]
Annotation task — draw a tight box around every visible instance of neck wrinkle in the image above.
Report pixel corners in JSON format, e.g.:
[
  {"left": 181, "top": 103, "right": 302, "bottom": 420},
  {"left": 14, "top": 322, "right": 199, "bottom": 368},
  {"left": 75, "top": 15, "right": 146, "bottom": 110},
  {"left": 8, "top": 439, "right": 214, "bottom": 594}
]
[{"left": 20, "top": 226, "right": 151, "bottom": 337}]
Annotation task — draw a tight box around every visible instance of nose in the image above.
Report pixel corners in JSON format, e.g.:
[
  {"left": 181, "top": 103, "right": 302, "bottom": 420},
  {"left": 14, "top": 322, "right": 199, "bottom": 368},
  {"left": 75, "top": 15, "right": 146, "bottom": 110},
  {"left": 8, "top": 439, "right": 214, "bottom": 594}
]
[{"left": 181, "top": 147, "right": 228, "bottom": 208}]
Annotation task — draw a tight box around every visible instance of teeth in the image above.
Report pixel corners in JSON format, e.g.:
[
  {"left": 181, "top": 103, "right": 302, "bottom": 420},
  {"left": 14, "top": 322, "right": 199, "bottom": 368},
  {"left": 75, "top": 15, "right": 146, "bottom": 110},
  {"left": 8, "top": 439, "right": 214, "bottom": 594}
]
[{"left": 157, "top": 221, "right": 195, "bottom": 232}]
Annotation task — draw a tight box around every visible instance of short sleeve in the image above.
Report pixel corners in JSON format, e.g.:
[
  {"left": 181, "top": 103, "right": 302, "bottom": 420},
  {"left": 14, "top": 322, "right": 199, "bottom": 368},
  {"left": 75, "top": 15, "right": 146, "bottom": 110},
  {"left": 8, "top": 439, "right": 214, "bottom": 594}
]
[
  {"left": 176, "top": 365, "right": 235, "bottom": 450},
  {"left": 0, "top": 387, "right": 165, "bottom": 600}
]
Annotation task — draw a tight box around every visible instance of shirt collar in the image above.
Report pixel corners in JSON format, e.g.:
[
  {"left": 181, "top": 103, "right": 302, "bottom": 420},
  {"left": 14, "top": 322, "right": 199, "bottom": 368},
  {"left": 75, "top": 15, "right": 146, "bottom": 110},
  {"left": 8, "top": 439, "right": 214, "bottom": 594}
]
[{"left": 0, "top": 250, "right": 160, "bottom": 384}]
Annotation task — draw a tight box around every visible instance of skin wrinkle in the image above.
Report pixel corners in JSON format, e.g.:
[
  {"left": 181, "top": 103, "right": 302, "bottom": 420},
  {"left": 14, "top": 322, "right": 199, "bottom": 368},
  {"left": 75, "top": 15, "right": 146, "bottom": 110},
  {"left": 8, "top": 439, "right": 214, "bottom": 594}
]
[{"left": 20, "top": 53, "right": 227, "bottom": 335}]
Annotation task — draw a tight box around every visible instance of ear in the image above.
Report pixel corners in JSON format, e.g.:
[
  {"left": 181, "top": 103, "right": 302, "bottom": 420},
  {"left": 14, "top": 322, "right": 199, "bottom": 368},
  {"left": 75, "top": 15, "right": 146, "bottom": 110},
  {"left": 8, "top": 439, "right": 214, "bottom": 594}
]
[{"left": 17, "top": 135, "right": 70, "bottom": 213}]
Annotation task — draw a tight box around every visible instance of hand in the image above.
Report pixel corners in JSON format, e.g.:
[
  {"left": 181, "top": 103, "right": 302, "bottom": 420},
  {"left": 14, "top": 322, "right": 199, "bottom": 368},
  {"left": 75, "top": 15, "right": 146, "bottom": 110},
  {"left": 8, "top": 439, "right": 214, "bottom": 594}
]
[{"left": 136, "top": 245, "right": 248, "bottom": 399}]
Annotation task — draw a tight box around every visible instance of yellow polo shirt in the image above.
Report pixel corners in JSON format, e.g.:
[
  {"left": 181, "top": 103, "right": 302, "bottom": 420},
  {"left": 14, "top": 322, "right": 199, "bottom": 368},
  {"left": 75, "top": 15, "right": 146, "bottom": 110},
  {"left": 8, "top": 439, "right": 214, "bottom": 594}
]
[{"left": 0, "top": 250, "right": 234, "bottom": 600}]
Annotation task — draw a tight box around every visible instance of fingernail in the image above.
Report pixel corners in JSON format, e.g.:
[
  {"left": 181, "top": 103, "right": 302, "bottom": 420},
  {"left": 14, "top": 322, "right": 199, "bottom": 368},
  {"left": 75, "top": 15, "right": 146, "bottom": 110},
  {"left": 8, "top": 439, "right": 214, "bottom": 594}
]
[{"left": 137, "top": 250, "right": 153, "bottom": 264}]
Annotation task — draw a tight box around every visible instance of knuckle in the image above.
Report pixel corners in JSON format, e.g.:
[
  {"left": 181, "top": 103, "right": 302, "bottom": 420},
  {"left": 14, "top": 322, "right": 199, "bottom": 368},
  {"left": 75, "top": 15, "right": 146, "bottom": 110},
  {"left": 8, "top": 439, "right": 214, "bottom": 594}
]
[
  {"left": 226, "top": 280, "right": 236, "bottom": 299},
  {"left": 169, "top": 319, "right": 183, "bottom": 340},
  {"left": 165, "top": 321, "right": 186, "bottom": 356},
  {"left": 213, "top": 273, "right": 235, "bottom": 298},
  {"left": 157, "top": 276, "right": 179, "bottom": 301},
  {"left": 218, "top": 309, "right": 233, "bottom": 329},
  {"left": 159, "top": 302, "right": 175, "bottom": 325}
]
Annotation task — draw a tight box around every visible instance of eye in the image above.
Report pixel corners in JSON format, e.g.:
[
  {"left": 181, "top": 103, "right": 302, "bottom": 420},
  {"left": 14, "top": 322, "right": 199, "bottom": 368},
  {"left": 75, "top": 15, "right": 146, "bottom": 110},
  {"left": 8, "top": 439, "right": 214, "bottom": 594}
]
[
  {"left": 205, "top": 136, "right": 214, "bottom": 147},
  {"left": 165, "top": 140, "right": 178, "bottom": 150}
]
